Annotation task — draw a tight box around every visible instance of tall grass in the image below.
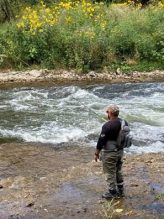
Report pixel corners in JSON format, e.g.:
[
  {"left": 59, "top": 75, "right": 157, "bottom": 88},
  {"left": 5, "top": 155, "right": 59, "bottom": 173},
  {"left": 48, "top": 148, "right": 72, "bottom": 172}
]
[{"left": 0, "top": 1, "right": 163, "bottom": 71}]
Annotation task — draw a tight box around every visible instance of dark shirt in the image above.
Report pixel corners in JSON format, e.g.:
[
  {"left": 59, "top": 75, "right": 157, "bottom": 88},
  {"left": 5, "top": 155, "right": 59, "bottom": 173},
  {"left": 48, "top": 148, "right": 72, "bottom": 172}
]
[{"left": 96, "top": 118, "right": 128, "bottom": 151}]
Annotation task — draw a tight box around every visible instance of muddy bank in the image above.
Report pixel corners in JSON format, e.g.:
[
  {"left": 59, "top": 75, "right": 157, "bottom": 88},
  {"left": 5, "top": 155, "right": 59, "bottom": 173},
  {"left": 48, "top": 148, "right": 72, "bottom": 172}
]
[
  {"left": 0, "top": 69, "right": 164, "bottom": 88},
  {"left": 0, "top": 143, "right": 163, "bottom": 219}
]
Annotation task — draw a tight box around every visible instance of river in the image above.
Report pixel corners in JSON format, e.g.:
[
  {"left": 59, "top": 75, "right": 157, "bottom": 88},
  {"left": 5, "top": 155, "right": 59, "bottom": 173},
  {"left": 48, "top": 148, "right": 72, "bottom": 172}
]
[{"left": 0, "top": 82, "right": 164, "bottom": 154}]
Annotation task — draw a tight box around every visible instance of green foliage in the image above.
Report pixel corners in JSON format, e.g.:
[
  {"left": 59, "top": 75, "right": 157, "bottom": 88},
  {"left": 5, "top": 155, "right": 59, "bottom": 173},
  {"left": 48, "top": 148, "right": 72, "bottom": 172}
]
[
  {"left": 0, "top": 2, "right": 163, "bottom": 71},
  {"left": 107, "top": 6, "right": 164, "bottom": 63}
]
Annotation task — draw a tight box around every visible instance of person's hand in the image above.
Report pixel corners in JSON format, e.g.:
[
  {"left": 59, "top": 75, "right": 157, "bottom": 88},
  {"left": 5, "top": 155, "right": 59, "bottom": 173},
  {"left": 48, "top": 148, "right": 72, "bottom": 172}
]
[{"left": 94, "top": 152, "right": 99, "bottom": 162}]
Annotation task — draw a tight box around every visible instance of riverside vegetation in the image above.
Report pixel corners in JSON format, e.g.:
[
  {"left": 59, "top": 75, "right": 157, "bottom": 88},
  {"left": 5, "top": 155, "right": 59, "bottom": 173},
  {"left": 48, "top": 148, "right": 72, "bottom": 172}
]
[{"left": 0, "top": 0, "right": 164, "bottom": 72}]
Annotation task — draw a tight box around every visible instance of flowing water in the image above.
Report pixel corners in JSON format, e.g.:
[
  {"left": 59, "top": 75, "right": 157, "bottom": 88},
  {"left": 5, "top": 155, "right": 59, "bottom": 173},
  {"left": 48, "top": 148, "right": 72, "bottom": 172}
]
[{"left": 0, "top": 82, "right": 164, "bottom": 153}]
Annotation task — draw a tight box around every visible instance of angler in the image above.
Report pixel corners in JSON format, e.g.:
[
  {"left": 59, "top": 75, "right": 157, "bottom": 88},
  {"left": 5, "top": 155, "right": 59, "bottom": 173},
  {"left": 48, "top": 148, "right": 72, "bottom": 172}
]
[{"left": 95, "top": 105, "right": 132, "bottom": 199}]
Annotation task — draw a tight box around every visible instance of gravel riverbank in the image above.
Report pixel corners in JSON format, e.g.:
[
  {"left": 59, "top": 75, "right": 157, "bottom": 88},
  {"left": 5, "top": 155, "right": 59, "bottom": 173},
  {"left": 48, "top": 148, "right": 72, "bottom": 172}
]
[
  {"left": 0, "top": 143, "right": 163, "bottom": 219},
  {"left": 0, "top": 69, "right": 164, "bottom": 88}
]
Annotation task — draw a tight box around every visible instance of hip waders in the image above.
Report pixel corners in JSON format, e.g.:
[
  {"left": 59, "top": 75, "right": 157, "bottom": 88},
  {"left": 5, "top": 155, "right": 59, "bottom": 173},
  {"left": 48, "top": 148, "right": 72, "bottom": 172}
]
[{"left": 101, "top": 149, "right": 124, "bottom": 191}]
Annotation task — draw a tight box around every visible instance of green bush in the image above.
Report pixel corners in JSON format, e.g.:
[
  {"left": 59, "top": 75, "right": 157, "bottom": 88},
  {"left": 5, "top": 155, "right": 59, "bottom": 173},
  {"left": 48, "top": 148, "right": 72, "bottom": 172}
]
[{"left": 0, "top": 1, "right": 163, "bottom": 71}]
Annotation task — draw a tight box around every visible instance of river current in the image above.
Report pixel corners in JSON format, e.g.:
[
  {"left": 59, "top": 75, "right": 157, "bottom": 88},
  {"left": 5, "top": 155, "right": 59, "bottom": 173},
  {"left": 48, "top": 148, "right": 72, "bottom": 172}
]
[{"left": 0, "top": 82, "right": 164, "bottom": 154}]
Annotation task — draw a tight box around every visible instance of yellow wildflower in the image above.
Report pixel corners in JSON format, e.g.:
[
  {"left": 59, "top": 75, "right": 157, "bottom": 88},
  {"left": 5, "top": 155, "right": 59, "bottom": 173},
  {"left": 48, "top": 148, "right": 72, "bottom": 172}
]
[{"left": 159, "top": 2, "right": 164, "bottom": 8}]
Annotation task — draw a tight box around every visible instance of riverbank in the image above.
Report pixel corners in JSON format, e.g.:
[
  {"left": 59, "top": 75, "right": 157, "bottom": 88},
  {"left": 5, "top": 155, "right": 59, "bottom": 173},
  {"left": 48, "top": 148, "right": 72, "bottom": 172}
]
[
  {"left": 0, "top": 143, "right": 163, "bottom": 219},
  {"left": 0, "top": 69, "right": 164, "bottom": 88}
]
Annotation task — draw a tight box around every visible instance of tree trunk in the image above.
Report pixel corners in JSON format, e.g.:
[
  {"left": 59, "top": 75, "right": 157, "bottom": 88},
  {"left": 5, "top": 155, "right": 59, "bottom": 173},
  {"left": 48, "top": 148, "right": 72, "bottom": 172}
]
[{"left": 0, "top": 0, "right": 14, "bottom": 22}]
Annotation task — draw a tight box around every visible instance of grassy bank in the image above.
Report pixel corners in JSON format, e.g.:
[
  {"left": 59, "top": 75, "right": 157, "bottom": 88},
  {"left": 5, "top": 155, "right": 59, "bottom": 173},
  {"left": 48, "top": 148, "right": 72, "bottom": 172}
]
[{"left": 0, "top": 1, "right": 164, "bottom": 72}]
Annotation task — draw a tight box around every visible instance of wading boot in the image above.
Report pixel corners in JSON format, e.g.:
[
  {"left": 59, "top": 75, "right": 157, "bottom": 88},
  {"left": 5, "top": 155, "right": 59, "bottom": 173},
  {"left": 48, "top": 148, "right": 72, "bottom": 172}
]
[
  {"left": 117, "top": 186, "right": 124, "bottom": 197},
  {"left": 102, "top": 189, "right": 118, "bottom": 199}
]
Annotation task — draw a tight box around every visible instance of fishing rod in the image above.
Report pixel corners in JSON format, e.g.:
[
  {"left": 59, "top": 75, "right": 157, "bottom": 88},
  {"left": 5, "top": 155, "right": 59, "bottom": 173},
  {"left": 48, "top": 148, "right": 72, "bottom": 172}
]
[{"left": 71, "top": 96, "right": 107, "bottom": 122}]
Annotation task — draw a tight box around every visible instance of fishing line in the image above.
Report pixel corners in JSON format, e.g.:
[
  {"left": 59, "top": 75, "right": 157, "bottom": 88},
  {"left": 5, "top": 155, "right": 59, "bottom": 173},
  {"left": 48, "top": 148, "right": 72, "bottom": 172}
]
[{"left": 71, "top": 96, "right": 107, "bottom": 122}]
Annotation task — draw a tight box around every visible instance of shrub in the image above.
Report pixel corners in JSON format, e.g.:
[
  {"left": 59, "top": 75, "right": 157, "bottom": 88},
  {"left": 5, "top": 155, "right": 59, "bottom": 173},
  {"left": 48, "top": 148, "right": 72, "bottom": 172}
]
[{"left": 0, "top": 0, "right": 163, "bottom": 71}]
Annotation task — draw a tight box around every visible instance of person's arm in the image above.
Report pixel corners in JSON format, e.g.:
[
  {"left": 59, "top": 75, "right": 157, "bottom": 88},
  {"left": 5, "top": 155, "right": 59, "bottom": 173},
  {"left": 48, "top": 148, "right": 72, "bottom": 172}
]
[{"left": 95, "top": 123, "right": 108, "bottom": 162}]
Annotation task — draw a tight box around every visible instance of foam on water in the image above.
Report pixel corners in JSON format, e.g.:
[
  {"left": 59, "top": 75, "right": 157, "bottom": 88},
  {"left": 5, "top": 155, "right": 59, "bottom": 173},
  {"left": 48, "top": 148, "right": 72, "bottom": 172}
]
[
  {"left": 127, "top": 141, "right": 164, "bottom": 154},
  {"left": 0, "top": 124, "right": 87, "bottom": 144},
  {"left": 0, "top": 83, "right": 164, "bottom": 153}
]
